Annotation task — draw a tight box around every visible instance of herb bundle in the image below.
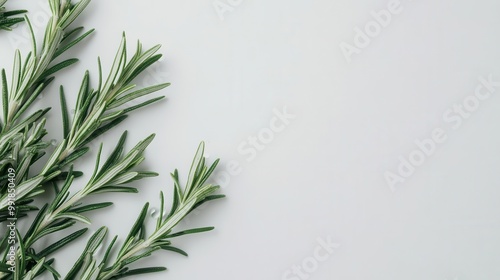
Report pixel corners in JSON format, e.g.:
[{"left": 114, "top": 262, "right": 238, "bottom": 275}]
[{"left": 0, "top": 0, "right": 223, "bottom": 279}]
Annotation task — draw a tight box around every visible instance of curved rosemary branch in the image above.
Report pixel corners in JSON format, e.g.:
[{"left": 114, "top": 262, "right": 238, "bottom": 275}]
[{"left": 66, "top": 142, "right": 224, "bottom": 280}]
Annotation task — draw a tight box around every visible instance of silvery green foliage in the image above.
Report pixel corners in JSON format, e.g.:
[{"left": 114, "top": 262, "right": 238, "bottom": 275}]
[{"left": 0, "top": 1, "right": 223, "bottom": 279}]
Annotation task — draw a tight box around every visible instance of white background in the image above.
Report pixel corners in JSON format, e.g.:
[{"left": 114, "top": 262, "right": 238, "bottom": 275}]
[{"left": 2, "top": 0, "right": 500, "bottom": 279}]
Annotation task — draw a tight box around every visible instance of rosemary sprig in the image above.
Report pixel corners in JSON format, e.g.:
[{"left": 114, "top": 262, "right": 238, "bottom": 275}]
[
  {"left": 0, "top": 0, "right": 94, "bottom": 196},
  {"left": 26, "top": 132, "right": 156, "bottom": 248},
  {"left": 1, "top": 0, "right": 92, "bottom": 131},
  {"left": 0, "top": 33, "right": 168, "bottom": 218},
  {"left": 66, "top": 142, "right": 224, "bottom": 280},
  {"left": 0, "top": 132, "right": 157, "bottom": 279},
  {"left": 0, "top": 142, "right": 222, "bottom": 279},
  {"left": 0, "top": 1, "right": 224, "bottom": 279},
  {"left": 0, "top": 0, "right": 27, "bottom": 31}
]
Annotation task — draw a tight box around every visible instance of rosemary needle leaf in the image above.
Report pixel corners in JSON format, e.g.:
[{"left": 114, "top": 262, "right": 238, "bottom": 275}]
[
  {"left": 112, "top": 267, "right": 167, "bottom": 279},
  {"left": 121, "top": 96, "right": 165, "bottom": 115},
  {"left": 66, "top": 167, "right": 84, "bottom": 174},
  {"left": 54, "top": 212, "right": 91, "bottom": 225},
  {"left": 160, "top": 246, "right": 188, "bottom": 257},
  {"left": 59, "top": 86, "right": 70, "bottom": 137},
  {"left": 90, "top": 186, "right": 138, "bottom": 194},
  {"left": 54, "top": 28, "right": 95, "bottom": 58},
  {"left": 72, "top": 202, "right": 114, "bottom": 213},
  {"left": 36, "top": 228, "right": 89, "bottom": 258},
  {"left": 64, "top": 227, "right": 108, "bottom": 280},
  {"left": 57, "top": 146, "right": 89, "bottom": 167},
  {"left": 36, "top": 220, "right": 77, "bottom": 243},
  {"left": 79, "top": 115, "right": 128, "bottom": 147},
  {"left": 99, "top": 131, "right": 128, "bottom": 172},
  {"left": 24, "top": 204, "right": 49, "bottom": 241},
  {"left": 37, "top": 58, "right": 79, "bottom": 82},
  {"left": 0, "top": 0, "right": 26, "bottom": 31},
  {"left": 192, "top": 194, "right": 226, "bottom": 212},
  {"left": 1, "top": 69, "right": 8, "bottom": 124},
  {"left": 125, "top": 202, "right": 150, "bottom": 245},
  {"left": 108, "top": 83, "right": 170, "bottom": 109},
  {"left": 0, "top": 265, "right": 11, "bottom": 274},
  {"left": 163, "top": 227, "right": 215, "bottom": 239}
]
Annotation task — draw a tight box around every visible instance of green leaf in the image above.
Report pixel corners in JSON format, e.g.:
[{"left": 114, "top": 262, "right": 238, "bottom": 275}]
[
  {"left": 37, "top": 58, "right": 79, "bottom": 82},
  {"left": 12, "top": 77, "right": 54, "bottom": 122},
  {"left": 50, "top": 168, "right": 74, "bottom": 211},
  {"left": 16, "top": 230, "right": 26, "bottom": 279},
  {"left": 164, "top": 227, "right": 215, "bottom": 239},
  {"left": 24, "top": 203, "right": 48, "bottom": 245},
  {"left": 185, "top": 142, "right": 206, "bottom": 199},
  {"left": 36, "top": 220, "right": 77, "bottom": 241},
  {"left": 54, "top": 212, "right": 91, "bottom": 225},
  {"left": 61, "top": 26, "right": 84, "bottom": 42},
  {"left": 160, "top": 245, "right": 188, "bottom": 257},
  {"left": 112, "top": 267, "right": 166, "bottom": 279},
  {"left": 65, "top": 227, "right": 107, "bottom": 280},
  {"left": 125, "top": 203, "right": 149, "bottom": 242},
  {"left": 121, "top": 96, "right": 165, "bottom": 115},
  {"left": 54, "top": 28, "right": 95, "bottom": 58},
  {"left": 90, "top": 186, "right": 138, "bottom": 194},
  {"left": 0, "top": 4, "right": 26, "bottom": 31},
  {"left": 56, "top": 170, "right": 84, "bottom": 180},
  {"left": 97, "top": 131, "right": 127, "bottom": 176},
  {"left": 35, "top": 258, "right": 60, "bottom": 279},
  {"left": 100, "top": 235, "right": 117, "bottom": 268},
  {"left": 72, "top": 202, "right": 113, "bottom": 213},
  {"left": 108, "top": 83, "right": 170, "bottom": 109},
  {"left": 58, "top": 146, "right": 90, "bottom": 168},
  {"left": 101, "top": 34, "right": 127, "bottom": 96},
  {"left": 37, "top": 228, "right": 88, "bottom": 258},
  {"left": 157, "top": 191, "right": 165, "bottom": 230},
  {"left": 1, "top": 69, "right": 9, "bottom": 123},
  {"left": 0, "top": 17, "right": 24, "bottom": 31},
  {"left": 121, "top": 246, "right": 160, "bottom": 266},
  {"left": 74, "top": 71, "right": 90, "bottom": 117},
  {"left": 167, "top": 172, "right": 181, "bottom": 219},
  {"left": 58, "top": 0, "right": 91, "bottom": 30},
  {"left": 80, "top": 115, "right": 128, "bottom": 147},
  {"left": 192, "top": 194, "right": 226, "bottom": 212},
  {"left": 60, "top": 86, "right": 70, "bottom": 138}
]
